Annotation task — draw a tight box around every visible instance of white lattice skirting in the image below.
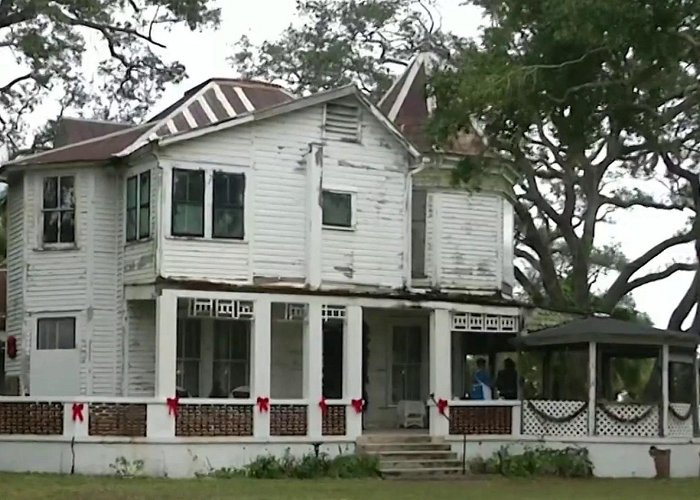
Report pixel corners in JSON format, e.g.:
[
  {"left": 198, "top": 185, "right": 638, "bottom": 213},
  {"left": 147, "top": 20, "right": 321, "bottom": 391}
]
[
  {"left": 668, "top": 403, "right": 693, "bottom": 438},
  {"left": 595, "top": 404, "right": 659, "bottom": 437},
  {"left": 522, "top": 400, "right": 589, "bottom": 437}
]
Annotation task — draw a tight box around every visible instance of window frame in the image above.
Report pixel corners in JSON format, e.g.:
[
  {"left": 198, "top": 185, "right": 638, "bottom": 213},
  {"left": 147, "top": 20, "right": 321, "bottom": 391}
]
[
  {"left": 125, "top": 170, "right": 151, "bottom": 242},
  {"left": 41, "top": 175, "right": 76, "bottom": 247},
  {"left": 171, "top": 168, "right": 206, "bottom": 237},
  {"left": 36, "top": 317, "right": 76, "bottom": 350},
  {"left": 212, "top": 171, "right": 245, "bottom": 240},
  {"left": 321, "top": 187, "right": 356, "bottom": 230}
]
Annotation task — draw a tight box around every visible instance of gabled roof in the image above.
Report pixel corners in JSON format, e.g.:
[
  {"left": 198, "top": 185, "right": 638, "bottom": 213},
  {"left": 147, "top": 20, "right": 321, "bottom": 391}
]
[
  {"left": 158, "top": 85, "right": 421, "bottom": 159},
  {"left": 378, "top": 52, "right": 484, "bottom": 155},
  {"left": 4, "top": 78, "right": 295, "bottom": 168}
]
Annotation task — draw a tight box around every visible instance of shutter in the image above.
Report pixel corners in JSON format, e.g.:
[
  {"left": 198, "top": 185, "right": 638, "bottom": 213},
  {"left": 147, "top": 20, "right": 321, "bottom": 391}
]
[{"left": 324, "top": 103, "right": 360, "bottom": 141}]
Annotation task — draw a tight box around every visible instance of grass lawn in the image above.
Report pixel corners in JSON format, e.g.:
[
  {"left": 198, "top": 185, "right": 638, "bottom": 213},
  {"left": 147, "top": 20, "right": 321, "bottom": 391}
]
[{"left": 2, "top": 475, "right": 700, "bottom": 500}]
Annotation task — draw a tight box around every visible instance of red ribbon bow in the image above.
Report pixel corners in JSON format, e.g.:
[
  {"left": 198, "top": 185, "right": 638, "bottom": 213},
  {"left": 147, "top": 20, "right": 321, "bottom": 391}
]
[
  {"left": 319, "top": 398, "right": 328, "bottom": 415},
  {"left": 351, "top": 398, "right": 364, "bottom": 414},
  {"left": 437, "top": 398, "right": 449, "bottom": 416},
  {"left": 71, "top": 403, "right": 84, "bottom": 423},
  {"left": 256, "top": 396, "right": 270, "bottom": 413},
  {"left": 166, "top": 396, "right": 179, "bottom": 417}
]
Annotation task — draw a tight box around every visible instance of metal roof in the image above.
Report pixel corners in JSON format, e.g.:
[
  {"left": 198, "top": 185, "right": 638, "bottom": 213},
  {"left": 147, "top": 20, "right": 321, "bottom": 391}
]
[{"left": 53, "top": 118, "right": 132, "bottom": 147}]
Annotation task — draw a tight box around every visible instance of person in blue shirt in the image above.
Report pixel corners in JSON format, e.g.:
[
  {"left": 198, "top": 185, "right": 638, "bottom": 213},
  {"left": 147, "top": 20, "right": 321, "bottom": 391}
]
[{"left": 470, "top": 358, "right": 493, "bottom": 400}]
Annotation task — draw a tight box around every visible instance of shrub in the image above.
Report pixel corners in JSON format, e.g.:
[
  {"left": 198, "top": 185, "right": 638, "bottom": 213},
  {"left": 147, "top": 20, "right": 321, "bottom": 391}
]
[{"left": 479, "top": 446, "right": 593, "bottom": 478}]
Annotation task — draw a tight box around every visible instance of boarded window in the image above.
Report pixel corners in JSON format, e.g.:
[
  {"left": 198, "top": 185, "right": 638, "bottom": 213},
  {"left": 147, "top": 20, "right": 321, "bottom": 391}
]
[
  {"left": 172, "top": 169, "right": 204, "bottom": 237},
  {"left": 322, "top": 190, "right": 353, "bottom": 228},
  {"left": 126, "top": 171, "right": 150, "bottom": 241},
  {"left": 324, "top": 103, "right": 360, "bottom": 141},
  {"left": 212, "top": 172, "right": 245, "bottom": 239},
  {"left": 42, "top": 176, "right": 75, "bottom": 244},
  {"left": 37, "top": 318, "right": 76, "bottom": 350}
]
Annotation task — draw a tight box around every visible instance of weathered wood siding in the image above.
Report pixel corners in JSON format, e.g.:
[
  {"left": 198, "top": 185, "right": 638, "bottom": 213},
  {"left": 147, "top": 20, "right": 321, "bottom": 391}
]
[
  {"left": 123, "top": 157, "right": 158, "bottom": 284},
  {"left": 5, "top": 175, "right": 24, "bottom": 378},
  {"left": 125, "top": 300, "right": 156, "bottom": 396},
  {"left": 158, "top": 97, "right": 411, "bottom": 289},
  {"left": 424, "top": 191, "right": 507, "bottom": 292}
]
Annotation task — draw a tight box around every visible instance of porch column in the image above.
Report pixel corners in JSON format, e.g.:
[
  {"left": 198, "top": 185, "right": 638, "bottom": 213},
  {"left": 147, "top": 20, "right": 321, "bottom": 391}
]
[
  {"left": 344, "top": 305, "right": 363, "bottom": 439},
  {"left": 429, "top": 308, "right": 451, "bottom": 437},
  {"left": 155, "top": 289, "right": 178, "bottom": 398},
  {"left": 304, "top": 301, "right": 323, "bottom": 439},
  {"left": 693, "top": 354, "right": 699, "bottom": 437},
  {"left": 252, "top": 297, "right": 272, "bottom": 439},
  {"left": 661, "top": 344, "right": 670, "bottom": 437},
  {"left": 587, "top": 342, "right": 597, "bottom": 436}
]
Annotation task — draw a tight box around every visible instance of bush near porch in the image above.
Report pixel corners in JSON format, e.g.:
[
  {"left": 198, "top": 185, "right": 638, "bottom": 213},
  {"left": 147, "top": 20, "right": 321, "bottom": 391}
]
[{"left": 2, "top": 474, "right": 700, "bottom": 500}]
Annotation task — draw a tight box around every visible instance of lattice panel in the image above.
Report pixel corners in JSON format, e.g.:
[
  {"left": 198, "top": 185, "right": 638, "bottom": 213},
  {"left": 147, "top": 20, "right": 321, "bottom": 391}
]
[
  {"left": 175, "top": 404, "right": 254, "bottom": 437},
  {"left": 188, "top": 298, "right": 254, "bottom": 320},
  {"left": 451, "top": 313, "right": 519, "bottom": 333},
  {"left": 322, "top": 405, "right": 347, "bottom": 436},
  {"left": 88, "top": 403, "right": 147, "bottom": 437},
  {"left": 595, "top": 404, "right": 659, "bottom": 438},
  {"left": 668, "top": 403, "right": 693, "bottom": 438},
  {"left": 270, "top": 405, "right": 307, "bottom": 436},
  {"left": 521, "top": 400, "right": 589, "bottom": 437},
  {"left": 0, "top": 402, "right": 63, "bottom": 435},
  {"left": 322, "top": 305, "right": 346, "bottom": 321},
  {"left": 449, "top": 406, "right": 512, "bottom": 435}
]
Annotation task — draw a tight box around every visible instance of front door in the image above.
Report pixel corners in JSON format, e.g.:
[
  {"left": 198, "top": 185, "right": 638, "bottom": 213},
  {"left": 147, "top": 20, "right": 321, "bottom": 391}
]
[{"left": 30, "top": 317, "right": 80, "bottom": 396}]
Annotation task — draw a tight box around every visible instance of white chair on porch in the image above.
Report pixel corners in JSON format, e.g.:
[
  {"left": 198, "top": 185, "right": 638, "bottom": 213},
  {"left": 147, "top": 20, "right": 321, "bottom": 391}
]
[{"left": 397, "top": 400, "right": 426, "bottom": 428}]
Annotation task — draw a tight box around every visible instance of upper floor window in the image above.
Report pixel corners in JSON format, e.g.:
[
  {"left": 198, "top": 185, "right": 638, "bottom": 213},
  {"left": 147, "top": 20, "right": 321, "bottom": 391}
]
[
  {"left": 172, "top": 169, "right": 204, "bottom": 237},
  {"left": 324, "top": 103, "right": 361, "bottom": 142},
  {"left": 322, "top": 189, "right": 353, "bottom": 229},
  {"left": 213, "top": 172, "right": 245, "bottom": 239},
  {"left": 37, "top": 317, "right": 76, "bottom": 350},
  {"left": 126, "top": 171, "right": 150, "bottom": 241},
  {"left": 42, "top": 176, "right": 75, "bottom": 244}
]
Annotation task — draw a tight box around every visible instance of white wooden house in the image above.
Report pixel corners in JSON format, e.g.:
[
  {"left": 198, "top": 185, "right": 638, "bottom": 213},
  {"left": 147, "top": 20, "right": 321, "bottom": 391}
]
[{"left": 1, "top": 56, "right": 694, "bottom": 479}]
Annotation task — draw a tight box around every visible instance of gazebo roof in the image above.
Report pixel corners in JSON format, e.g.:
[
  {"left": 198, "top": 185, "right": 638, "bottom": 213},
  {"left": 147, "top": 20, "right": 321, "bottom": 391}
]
[{"left": 515, "top": 316, "right": 699, "bottom": 349}]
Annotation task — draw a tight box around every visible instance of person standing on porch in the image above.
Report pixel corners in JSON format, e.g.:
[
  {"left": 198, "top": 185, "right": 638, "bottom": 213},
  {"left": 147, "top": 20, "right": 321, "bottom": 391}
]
[
  {"left": 470, "top": 358, "right": 493, "bottom": 400},
  {"left": 496, "top": 358, "right": 518, "bottom": 400}
]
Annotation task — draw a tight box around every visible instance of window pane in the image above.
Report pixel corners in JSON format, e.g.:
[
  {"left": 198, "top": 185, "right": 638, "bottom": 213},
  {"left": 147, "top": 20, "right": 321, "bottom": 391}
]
[
  {"left": 59, "top": 176, "right": 75, "bottom": 209},
  {"left": 139, "top": 171, "right": 150, "bottom": 208},
  {"left": 43, "top": 212, "right": 59, "bottom": 243},
  {"left": 188, "top": 170, "right": 205, "bottom": 202},
  {"left": 173, "top": 170, "right": 189, "bottom": 202},
  {"left": 60, "top": 210, "right": 75, "bottom": 243},
  {"left": 322, "top": 191, "right": 352, "bottom": 227},
  {"left": 43, "top": 177, "right": 58, "bottom": 209},
  {"left": 126, "top": 208, "right": 137, "bottom": 241},
  {"left": 214, "top": 329, "right": 230, "bottom": 359},
  {"left": 126, "top": 176, "right": 137, "bottom": 209},
  {"left": 37, "top": 320, "right": 56, "bottom": 350},
  {"left": 173, "top": 203, "right": 204, "bottom": 236},
  {"left": 213, "top": 208, "right": 243, "bottom": 239},
  {"left": 212, "top": 173, "right": 244, "bottom": 207},
  {"left": 138, "top": 206, "right": 150, "bottom": 239},
  {"left": 57, "top": 319, "right": 75, "bottom": 349}
]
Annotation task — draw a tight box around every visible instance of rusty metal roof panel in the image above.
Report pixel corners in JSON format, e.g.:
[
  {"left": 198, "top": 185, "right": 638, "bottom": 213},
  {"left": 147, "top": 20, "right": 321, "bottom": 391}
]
[{"left": 53, "top": 118, "right": 132, "bottom": 147}]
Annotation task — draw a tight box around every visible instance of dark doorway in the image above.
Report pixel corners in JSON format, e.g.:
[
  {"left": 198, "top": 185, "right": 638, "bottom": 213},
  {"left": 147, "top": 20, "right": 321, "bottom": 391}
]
[{"left": 322, "top": 321, "right": 343, "bottom": 399}]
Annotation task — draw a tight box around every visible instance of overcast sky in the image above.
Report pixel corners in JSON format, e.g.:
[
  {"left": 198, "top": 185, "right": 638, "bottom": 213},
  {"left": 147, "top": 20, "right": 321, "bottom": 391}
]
[{"left": 6, "top": 0, "right": 696, "bottom": 327}]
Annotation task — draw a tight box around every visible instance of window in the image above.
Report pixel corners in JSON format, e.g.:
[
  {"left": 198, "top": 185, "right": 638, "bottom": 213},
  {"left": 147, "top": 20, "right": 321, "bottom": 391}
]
[
  {"left": 126, "top": 171, "right": 151, "bottom": 241},
  {"left": 322, "top": 190, "right": 353, "bottom": 228},
  {"left": 213, "top": 320, "right": 250, "bottom": 396},
  {"left": 172, "top": 169, "right": 204, "bottom": 236},
  {"left": 176, "top": 319, "right": 201, "bottom": 397},
  {"left": 37, "top": 318, "right": 76, "bottom": 350},
  {"left": 42, "top": 176, "right": 75, "bottom": 244},
  {"left": 324, "top": 103, "right": 360, "bottom": 141},
  {"left": 213, "top": 172, "right": 245, "bottom": 239},
  {"left": 391, "top": 326, "right": 423, "bottom": 403}
]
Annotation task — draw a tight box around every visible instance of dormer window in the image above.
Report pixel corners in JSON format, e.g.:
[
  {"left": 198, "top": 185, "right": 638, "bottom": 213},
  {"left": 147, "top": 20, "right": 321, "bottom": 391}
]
[
  {"left": 324, "top": 103, "right": 361, "bottom": 142},
  {"left": 42, "top": 175, "right": 75, "bottom": 245}
]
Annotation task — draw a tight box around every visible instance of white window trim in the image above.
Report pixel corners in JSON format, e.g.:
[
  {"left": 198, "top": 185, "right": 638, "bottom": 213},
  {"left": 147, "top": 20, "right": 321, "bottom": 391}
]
[
  {"left": 124, "top": 167, "right": 152, "bottom": 243},
  {"left": 321, "top": 186, "right": 357, "bottom": 231},
  {"left": 37, "top": 173, "right": 78, "bottom": 250},
  {"left": 163, "top": 163, "right": 251, "bottom": 243},
  {"left": 31, "top": 311, "right": 84, "bottom": 354}
]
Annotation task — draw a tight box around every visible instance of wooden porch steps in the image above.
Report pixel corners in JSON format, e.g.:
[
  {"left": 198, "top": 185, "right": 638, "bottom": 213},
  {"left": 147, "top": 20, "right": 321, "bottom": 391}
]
[{"left": 357, "top": 434, "right": 466, "bottom": 479}]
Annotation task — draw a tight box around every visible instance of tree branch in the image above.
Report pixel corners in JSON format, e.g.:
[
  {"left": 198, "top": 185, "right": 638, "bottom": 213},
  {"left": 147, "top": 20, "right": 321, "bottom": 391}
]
[
  {"left": 668, "top": 271, "right": 699, "bottom": 331},
  {"left": 0, "top": 73, "right": 33, "bottom": 93},
  {"left": 624, "top": 262, "right": 697, "bottom": 295}
]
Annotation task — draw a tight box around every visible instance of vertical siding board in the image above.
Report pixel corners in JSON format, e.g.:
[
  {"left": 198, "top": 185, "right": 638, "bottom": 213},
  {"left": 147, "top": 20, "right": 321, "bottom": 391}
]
[
  {"left": 126, "top": 300, "right": 156, "bottom": 396},
  {"left": 5, "top": 175, "right": 24, "bottom": 377}
]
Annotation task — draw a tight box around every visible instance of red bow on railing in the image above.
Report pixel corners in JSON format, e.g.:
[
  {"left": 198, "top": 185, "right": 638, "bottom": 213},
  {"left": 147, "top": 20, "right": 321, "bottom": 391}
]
[
  {"left": 319, "top": 398, "right": 328, "bottom": 415},
  {"left": 71, "top": 403, "right": 84, "bottom": 423},
  {"left": 166, "top": 396, "right": 179, "bottom": 417},
  {"left": 437, "top": 398, "right": 449, "bottom": 416},
  {"left": 256, "top": 396, "right": 270, "bottom": 413},
  {"left": 351, "top": 398, "right": 364, "bottom": 414}
]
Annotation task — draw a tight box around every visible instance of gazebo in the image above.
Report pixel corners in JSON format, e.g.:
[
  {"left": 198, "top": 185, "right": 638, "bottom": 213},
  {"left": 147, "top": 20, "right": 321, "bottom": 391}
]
[{"left": 515, "top": 316, "right": 699, "bottom": 439}]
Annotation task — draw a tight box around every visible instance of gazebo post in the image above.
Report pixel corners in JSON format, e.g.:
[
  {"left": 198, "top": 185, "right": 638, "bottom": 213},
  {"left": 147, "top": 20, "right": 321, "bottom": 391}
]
[
  {"left": 587, "top": 341, "right": 597, "bottom": 436},
  {"left": 661, "top": 344, "right": 670, "bottom": 437},
  {"left": 693, "top": 354, "right": 700, "bottom": 437}
]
